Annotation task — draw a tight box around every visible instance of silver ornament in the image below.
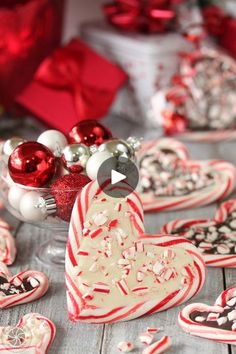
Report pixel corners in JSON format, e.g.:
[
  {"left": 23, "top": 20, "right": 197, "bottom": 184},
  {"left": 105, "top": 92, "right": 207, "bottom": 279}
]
[
  {"left": 98, "top": 139, "right": 135, "bottom": 160},
  {"left": 126, "top": 136, "right": 142, "bottom": 152},
  {"left": 2, "top": 137, "right": 25, "bottom": 162},
  {"left": 62, "top": 144, "right": 91, "bottom": 173}
]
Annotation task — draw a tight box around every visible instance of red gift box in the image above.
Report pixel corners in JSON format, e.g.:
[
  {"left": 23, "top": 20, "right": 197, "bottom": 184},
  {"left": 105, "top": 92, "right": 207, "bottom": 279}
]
[
  {"left": 16, "top": 39, "right": 128, "bottom": 133},
  {"left": 0, "top": 0, "right": 64, "bottom": 106}
]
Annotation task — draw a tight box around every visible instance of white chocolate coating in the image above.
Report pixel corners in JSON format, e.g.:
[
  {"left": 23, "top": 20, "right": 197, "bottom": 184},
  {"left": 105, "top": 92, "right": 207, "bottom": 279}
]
[{"left": 0, "top": 313, "right": 56, "bottom": 353}]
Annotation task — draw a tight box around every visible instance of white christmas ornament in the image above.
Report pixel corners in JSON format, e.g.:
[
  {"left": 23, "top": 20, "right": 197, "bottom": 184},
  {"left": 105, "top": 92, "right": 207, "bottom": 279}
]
[
  {"left": 2, "top": 137, "right": 25, "bottom": 162},
  {"left": 86, "top": 151, "right": 113, "bottom": 180},
  {"left": 37, "top": 130, "right": 68, "bottom": 157},
  {"left": 8, "top": 185, "right": 26, "bottom": 210},
  {"left": 19, "top": 191, "right": 47, "bottom": 222}
]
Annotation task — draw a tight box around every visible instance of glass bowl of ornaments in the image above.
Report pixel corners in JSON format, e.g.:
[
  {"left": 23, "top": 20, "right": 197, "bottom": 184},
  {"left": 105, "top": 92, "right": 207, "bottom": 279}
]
[
  {"left": 0, "top": 121, "right": 140, "bottom": 270},
  {"left": 0, "top": 120, "right": 114, "bottom": 269}
]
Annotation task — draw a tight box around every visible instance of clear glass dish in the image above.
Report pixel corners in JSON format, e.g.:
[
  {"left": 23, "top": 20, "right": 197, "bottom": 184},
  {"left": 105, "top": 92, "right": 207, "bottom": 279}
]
[{"left": 0, "top": 161, "right": 77, "bottom": 270}]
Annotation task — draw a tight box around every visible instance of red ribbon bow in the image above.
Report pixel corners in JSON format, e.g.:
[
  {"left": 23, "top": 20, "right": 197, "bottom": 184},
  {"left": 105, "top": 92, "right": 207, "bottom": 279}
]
[
  {"left": 34, "top": 39, "right": 127, "bottom": 120},
  {"left": 103, "top": 0, "right": 178, "bottom": 33},
  {"left": 35, "top": 41, "right": 91, "bottom": 119}
]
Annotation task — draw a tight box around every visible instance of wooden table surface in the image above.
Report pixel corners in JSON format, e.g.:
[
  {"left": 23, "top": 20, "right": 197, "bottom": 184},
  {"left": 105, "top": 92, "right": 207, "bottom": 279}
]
[{"left": 1, "top": 115, "right": 236, "bottom": 354}]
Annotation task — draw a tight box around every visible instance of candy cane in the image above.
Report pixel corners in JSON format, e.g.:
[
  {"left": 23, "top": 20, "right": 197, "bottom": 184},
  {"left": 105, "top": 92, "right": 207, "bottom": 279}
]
[
  {"left": 179, "top": 286, "right": 236, "bottom": 344},
  {"left": 177, "top": 129, "right": 236, "bottom": 143},
  {"left": 138, "top": 139, "right": 236, "bottom": 213},
  {"left": 162, "top": 199, "right": 236, "bottom": 268},
  {"left": 65, "top": 180, "right": 205, "bottom": 324}
]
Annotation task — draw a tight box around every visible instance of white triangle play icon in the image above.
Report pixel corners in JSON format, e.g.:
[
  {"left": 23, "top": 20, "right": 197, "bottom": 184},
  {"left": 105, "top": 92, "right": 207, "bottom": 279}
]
[{"left": 111, "top": 170, "right": 126, "bottom": 185}]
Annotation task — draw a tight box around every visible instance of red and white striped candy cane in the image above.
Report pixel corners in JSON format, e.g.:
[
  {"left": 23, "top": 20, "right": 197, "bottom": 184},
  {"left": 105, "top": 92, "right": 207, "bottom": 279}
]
[
  {"left": 65, "top": 181, "right": 205, "bottom": 324},
  {"left": 0, "top": 313, "right": 56, "bottom": 352},
  {"left": 0, "top": 218, "right": 16, "bottom": 265},
  {"left": 162, "top": 199, "right": 236, "bottom": 268},
  {"left": 177, "top": 129, "right": 236, "bottom": 143},
  {"left": 138, "top": 139, "right": 236, "bottom": 213},
  {"left": 0, "top": 262, "right": 49, "bottom": 309},
  {"left": 179, "top": 286, "right": 236, "bottom": 345}
]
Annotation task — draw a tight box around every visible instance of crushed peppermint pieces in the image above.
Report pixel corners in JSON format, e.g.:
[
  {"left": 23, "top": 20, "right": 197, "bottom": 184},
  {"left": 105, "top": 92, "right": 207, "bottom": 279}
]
[
  {"left": 142, "top": 336, "right": 172, "bottom": 354},
  {"left": 172, "top": 211, "right": 236, "bottom": 256},
  {"left": 116, "top": 279, "right": 129, "bottom": 296},
  {"left": 139, "top": 149, "right": 215, "bottom": 197},
  {"left": 191, "top": 295, "right": 236, "bottom": 332},
  {"left": 117, "top": 329, "right": 169, "bottom": 353},
  {"left": 117, "top": 341, "right": 134, "bottom": 352},
  {"left": 139, "top": 332, "right": 153, "bottom": 345}
]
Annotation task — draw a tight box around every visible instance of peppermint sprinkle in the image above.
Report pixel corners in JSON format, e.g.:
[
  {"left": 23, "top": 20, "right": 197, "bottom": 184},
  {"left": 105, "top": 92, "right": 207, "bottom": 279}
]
[
  {"left": 116, "top": 279, "right": 130, "bottom": 296},
  {"left": 117, "top": 341, "right": 134, "bottom": 352},
  {"left": 132, "top": 286, "right": 149, "bottom": 296},
  {"left": 93, "top": 282, "right": 110, "bottom": 294},
  {"left": 139, "top": 332, "right": 153, "bottom": 345}
]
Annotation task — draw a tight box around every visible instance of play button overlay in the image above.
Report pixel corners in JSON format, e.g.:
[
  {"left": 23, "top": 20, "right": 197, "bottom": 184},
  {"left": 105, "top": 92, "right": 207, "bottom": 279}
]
[
  {"left": 97, "top": 156, "right": 139, "bottom": 198},
  {"left": 111, "top": 170, "right": 126, "bottom": 185}
]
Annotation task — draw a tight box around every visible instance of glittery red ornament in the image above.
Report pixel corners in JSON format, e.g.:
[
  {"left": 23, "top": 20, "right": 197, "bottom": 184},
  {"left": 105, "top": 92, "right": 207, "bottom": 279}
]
[
  {"left": 51, "top": 174, "right": 91, "bottom": 222},
  {"left": 68, "top": 120, "right": 112, "bottom": 146},
  {"left": 8, "top": 141, "right": 56, "bottom": 187}
]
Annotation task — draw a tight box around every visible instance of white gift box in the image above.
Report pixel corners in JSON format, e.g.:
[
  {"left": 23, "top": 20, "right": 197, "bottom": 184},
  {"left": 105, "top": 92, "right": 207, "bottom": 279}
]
[{"left": 81, "top": 21, "right": 193, "bottom": 127}]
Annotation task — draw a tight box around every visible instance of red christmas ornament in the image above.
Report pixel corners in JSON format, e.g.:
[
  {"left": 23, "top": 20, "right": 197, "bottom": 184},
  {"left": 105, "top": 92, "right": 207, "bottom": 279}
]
[
  {"left": 51, "top": 173, "right": 91, "bottom": 222},
  {"left": 68, "top": 120, "right": 113, "bottom": 146},
  {"left": 163, "top": 111, "right": 187, "bottom": 135},
  {"left": 8, "top": 141, "right": 56, "bottom": 187}
]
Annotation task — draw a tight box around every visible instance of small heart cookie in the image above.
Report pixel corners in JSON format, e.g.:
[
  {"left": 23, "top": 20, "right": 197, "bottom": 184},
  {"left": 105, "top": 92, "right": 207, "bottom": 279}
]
[
  {"left": 0, "top": 313, "right": 56, "bottom": 353},
  {"left": 0, "top": 262, "right": 49, "bottom": 308},
  {"left": 65, "top": 180, "right": 205, "bottom": 324},
  {"left": 162, "top": 199, "right": 236, "bottom": 268},
  {"left": 0, "top": 218, "right": 16, "bottom": 265},
  {"left": 179, "top": 286, "right": 236, "bottom": 345},
  {"left": 138, "top": 139, "right": 236, "bottom": 212}
]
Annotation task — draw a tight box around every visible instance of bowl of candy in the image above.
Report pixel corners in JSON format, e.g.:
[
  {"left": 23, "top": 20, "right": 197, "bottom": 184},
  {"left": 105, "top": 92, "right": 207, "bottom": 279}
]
[{"left": 0, "top": 120, "right": 140, "bottom": 269}]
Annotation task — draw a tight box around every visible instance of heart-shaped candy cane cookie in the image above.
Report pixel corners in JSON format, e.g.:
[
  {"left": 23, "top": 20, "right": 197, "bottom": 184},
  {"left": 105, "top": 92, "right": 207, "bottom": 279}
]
[
  {"left": 138, "top": 139, "right": 236, "bottom": 212},
  {"left": 0, "top": 313, "right": 56, "bottom": 353},
  {"left": 0, "top": 218, "right": 16, "bottom": 265},
  {"left": 0, "top": 262, "right": 49, "bottom": 308},
  {"left": 65, "top": 180, "right": 206, "bottom": 324},
  {"left": 162, "top": 199, "right": 236, "bottom": 268},
  {"left": 179, "top": 286, "right": 236, "bottom": 344}
]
